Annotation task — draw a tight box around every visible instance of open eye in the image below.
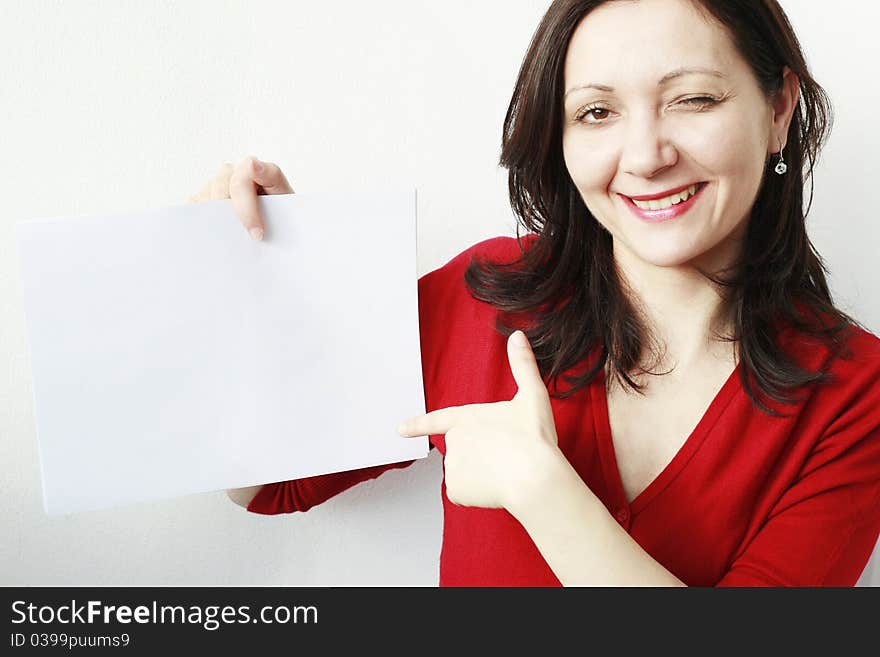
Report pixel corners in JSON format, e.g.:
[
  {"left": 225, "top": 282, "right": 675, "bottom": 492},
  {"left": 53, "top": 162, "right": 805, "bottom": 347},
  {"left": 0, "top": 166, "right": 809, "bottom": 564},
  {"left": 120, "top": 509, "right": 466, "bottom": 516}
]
[{"left": 575, "top": 104, "right": 614, "bottom": 124}]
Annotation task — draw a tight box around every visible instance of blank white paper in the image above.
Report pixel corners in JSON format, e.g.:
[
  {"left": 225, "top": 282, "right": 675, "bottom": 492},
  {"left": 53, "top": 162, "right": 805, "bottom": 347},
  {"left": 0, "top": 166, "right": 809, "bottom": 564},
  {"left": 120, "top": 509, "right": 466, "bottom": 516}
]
[{"left": 16, "top": 190, "right": 427, "bottom": 515}]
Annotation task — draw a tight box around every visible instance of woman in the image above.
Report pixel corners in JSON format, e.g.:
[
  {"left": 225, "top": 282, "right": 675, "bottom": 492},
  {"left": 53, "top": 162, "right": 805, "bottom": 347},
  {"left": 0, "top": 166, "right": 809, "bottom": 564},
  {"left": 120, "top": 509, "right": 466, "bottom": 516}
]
[{"left": 191, "top": 0, "right": 880, "bottom": 586}]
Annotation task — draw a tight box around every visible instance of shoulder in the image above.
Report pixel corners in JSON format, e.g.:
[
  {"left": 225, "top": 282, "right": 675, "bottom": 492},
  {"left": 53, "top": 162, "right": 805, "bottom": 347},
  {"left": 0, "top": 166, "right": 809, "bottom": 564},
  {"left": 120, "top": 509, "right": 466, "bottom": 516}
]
[
  {"left": 429, "top": 233, "right": 538, "bottom": 275},
  {"left": 416, "top": 236, "right": 540, "bottom": 407},
  {"left": 844, "top": 324, "right": 880, "bottom": 362},
  {"left": 787, "top": 318, "right": 880, "bottom": 395},
  {"left": 778, "top": 304, "right": 880, "bottom": 375},
  {"left": 827, "top": 323, "right": 880, "bottom": 403},
  {"left": 818, "top": 322, "right": 880, "bottom": 382},
  {"left": 758, "top": 310, "right": 880, "bottom": 453},
  {"left": 806, "top": 324, "right": 880, "bottom": 449},
  {"left": 417, "top": 233, "right": 538, "bottom": 295}
]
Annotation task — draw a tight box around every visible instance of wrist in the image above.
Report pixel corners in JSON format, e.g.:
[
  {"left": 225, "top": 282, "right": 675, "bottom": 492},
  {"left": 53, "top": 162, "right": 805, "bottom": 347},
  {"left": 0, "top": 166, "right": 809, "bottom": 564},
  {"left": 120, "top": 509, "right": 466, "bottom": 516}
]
[{"left": 504, "top": 440, "right": 570, "bottom": 518}]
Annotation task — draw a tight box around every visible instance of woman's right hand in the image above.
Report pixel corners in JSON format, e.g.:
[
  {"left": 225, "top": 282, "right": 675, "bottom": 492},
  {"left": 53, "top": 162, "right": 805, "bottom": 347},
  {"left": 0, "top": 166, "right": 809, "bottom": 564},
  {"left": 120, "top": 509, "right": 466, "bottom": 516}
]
[{"left": 186, "top": 155, "right": 294, "bottom": 241}]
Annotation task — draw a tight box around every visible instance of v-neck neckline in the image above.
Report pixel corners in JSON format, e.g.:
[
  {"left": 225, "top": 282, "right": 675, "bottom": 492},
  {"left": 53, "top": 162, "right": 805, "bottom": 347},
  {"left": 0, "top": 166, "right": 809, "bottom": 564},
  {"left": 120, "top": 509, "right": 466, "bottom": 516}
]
[{"left": 590, "top": 358, "right": 743, "bottom": 517}]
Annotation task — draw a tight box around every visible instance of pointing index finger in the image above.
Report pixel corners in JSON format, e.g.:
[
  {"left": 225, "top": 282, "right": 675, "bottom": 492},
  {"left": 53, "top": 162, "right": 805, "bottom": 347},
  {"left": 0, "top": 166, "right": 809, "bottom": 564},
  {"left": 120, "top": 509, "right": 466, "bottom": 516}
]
[{"left": 397, "top": 406, "right": 462, "bottom": 437}]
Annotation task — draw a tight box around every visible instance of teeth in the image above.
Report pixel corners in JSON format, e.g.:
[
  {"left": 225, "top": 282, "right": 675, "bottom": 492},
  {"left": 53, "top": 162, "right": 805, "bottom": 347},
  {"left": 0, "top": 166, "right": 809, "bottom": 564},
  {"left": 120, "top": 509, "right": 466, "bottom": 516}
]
[{"left": 632, "top": 184, "right": 699, "bottom": 210}]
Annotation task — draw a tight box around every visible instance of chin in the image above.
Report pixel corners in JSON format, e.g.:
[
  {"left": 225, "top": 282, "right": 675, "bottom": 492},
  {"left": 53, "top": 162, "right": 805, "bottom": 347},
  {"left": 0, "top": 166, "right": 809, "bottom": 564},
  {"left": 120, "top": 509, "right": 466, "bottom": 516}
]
[{"left": 630, "top": 244, "right": 706, "bottom": 268}]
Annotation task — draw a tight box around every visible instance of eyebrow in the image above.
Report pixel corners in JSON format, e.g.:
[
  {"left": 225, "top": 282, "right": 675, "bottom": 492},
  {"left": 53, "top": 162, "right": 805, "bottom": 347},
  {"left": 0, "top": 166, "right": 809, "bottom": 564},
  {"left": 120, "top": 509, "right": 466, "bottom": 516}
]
[{"left": 564, "top": 67, "right": 728, "bottom": 100}]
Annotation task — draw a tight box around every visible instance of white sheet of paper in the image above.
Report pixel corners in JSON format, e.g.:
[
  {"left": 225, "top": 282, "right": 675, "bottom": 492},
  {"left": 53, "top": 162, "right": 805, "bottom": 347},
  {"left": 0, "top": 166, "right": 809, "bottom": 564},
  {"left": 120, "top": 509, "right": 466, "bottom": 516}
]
[{"left": 16, "top": 190, "right": 428, "bottom": 516}]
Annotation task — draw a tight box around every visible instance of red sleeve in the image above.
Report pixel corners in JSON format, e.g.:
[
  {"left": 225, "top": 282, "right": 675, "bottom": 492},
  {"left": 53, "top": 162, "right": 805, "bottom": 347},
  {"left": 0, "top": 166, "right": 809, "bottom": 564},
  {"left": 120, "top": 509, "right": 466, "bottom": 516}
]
[
  {"left": 715, "top": 424, "right": 880, "bottom": 586},
  {"left": 246, "top": 458, "right": 423, "bottom": 515}
]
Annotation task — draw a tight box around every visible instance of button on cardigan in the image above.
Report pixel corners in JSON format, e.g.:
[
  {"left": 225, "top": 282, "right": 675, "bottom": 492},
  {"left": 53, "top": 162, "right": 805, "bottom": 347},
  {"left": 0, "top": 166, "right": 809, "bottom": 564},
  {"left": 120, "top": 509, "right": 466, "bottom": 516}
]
[{"left": 248, "top": 234, "right": 880, "bottom": 587}]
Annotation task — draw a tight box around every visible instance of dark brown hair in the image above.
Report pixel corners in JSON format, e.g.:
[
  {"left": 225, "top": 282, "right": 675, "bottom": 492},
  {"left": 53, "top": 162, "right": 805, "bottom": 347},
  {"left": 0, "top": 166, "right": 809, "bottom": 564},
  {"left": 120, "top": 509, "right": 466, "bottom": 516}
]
[{"left": 464, "top": 0, "right": 865, "bottom": 416}]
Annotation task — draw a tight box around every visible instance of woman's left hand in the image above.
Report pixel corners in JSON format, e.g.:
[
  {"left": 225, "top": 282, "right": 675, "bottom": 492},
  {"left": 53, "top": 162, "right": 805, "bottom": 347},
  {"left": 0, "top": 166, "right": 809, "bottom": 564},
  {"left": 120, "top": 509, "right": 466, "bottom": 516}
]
[{"left": 396, "top": 330, "right": 562, "bottom": 510}]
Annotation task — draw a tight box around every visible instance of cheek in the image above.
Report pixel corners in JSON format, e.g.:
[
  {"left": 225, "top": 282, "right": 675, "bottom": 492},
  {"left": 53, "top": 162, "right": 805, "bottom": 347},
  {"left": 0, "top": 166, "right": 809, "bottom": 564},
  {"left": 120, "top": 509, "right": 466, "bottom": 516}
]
[
  {"left": 562, "top": 133, "right": 623, "bottom": 235},
  {"left": 691, "top": 112, "right": 767, "bottom": 184},
  {"left": 671, "top": 111, "right": 767, "bottom": 229},
  {"left": 563, "top": 132, "right": 617, "bottom": 194}
]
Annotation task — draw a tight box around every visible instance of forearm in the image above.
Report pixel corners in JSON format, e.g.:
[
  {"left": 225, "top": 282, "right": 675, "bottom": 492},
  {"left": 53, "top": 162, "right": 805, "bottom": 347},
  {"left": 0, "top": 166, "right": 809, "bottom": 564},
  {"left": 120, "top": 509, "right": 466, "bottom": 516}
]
[{"left": 508, "top": 446, "right": 687, "bottom": 587}]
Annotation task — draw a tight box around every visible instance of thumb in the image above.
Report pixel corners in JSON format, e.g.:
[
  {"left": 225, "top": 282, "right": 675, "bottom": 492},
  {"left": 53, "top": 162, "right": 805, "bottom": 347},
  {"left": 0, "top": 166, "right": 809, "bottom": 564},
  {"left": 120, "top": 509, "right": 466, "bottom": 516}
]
[{"left": 507, "top": 330, "right": 549, "bottom": 402}]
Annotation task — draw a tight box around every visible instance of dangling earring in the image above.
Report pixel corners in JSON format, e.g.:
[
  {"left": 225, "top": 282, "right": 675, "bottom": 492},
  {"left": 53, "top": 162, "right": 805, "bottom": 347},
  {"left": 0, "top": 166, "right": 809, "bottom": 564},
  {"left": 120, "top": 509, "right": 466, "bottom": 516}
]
[{"left": 774, "top": 139, "right": 788, "bottom": 175}]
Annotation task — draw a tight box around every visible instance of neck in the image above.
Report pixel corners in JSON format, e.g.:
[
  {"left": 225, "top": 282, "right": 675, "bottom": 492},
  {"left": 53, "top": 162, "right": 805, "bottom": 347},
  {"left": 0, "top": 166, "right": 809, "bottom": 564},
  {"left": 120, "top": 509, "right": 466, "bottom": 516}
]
[{"left": 611, "top": 238, "right": 741, "bottom": 376}]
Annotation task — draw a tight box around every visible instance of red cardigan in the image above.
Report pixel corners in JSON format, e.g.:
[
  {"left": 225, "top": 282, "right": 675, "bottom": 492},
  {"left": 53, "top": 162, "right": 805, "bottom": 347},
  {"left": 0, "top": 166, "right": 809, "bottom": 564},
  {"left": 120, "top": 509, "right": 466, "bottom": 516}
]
[{"left": 248, "top": 235, "right": 880, "bottom": 587}]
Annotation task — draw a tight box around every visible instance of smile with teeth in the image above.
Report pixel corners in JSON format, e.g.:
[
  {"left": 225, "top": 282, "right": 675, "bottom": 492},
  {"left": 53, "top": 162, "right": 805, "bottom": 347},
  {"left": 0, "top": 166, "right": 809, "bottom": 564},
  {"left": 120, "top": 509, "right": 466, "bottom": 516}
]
[{"left": 630, "top": 184, "right": 698, "bottom": 210}]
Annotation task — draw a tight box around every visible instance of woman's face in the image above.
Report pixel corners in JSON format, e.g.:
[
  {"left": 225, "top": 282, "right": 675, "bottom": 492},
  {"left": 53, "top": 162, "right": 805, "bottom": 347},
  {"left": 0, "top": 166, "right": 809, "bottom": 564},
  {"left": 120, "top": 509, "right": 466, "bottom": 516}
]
[{"left": 561, "top": 0, "right": 783, "bottom": 271}]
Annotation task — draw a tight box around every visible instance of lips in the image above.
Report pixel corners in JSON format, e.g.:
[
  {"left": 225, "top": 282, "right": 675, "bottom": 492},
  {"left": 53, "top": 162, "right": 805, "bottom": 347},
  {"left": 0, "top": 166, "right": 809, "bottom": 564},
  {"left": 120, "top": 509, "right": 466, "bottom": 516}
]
[
  {"left": 626, "top": 182, "right": 706, "bottom": 202},
  {"left": 621, "top": 181, "right": 708, "bottom": 224}
]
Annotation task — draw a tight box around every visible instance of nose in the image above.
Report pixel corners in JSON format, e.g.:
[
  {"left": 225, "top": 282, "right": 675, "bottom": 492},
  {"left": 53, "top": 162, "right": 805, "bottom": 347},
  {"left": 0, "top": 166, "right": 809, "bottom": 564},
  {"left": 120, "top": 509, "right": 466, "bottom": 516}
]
[{"left": 619, "top": 110, "right": 679, "bottom": 179}]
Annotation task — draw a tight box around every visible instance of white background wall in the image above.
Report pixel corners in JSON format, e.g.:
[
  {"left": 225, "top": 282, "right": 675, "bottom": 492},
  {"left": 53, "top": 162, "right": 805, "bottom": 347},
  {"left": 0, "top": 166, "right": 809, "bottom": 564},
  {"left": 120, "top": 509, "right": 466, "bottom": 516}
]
[{"left": 1, "top": 0, "right": 878, "bottom": 586}]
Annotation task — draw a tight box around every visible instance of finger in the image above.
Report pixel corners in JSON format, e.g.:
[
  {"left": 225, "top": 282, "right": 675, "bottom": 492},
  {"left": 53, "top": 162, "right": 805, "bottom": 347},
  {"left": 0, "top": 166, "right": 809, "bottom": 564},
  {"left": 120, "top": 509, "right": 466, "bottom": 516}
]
[
  {"left": 215, "top": 162, "right": 234, "bottom": 196},
  {"left": 397, "top": 406, "right": 464, "bottom": 437},
  {"left": 210, "top": 174, "right": 230, "bottom": 200},
  {"left": 229, "top": 156, "right": 294, "bottom": 241},
  {"left": 229, "top": 157, "right": 268, "bottom": 240},
  {"left": 507, "top": 330, "right": 549, "bottom": 401},
  {"left": 250, "top": 159, "right": 294, "bottom": 195},
  {"left": 209, "top": 163, "right": 235, "bottom": 200}
]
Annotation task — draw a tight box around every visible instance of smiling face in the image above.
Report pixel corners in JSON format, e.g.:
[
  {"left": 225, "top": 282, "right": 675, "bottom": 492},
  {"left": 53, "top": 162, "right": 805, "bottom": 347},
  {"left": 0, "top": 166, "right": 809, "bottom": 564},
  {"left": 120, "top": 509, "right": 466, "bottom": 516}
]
[{"left": 561, "top": 0, "right": 778, "bottom": 271}]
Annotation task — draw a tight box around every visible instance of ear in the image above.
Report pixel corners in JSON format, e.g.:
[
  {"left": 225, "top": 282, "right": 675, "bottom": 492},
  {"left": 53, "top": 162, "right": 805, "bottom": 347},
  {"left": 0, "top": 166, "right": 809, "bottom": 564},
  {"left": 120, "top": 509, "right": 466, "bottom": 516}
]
[{"left": 769, "top": 66, "right": 800, "bottom": 152}]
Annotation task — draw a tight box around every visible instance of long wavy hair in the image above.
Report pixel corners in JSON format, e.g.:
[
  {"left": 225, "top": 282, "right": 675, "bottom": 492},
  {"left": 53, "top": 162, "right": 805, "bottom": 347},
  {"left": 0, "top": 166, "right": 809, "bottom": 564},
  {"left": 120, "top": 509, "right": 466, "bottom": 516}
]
[{"left": 464, "top": 0, "right": 865, "bottom": 417}]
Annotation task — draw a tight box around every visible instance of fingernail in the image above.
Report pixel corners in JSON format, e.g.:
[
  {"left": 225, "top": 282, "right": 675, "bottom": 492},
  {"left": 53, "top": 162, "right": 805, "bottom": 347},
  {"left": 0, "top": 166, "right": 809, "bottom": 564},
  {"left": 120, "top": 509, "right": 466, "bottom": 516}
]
[
  {"left": 397, "top": 422, "right": 408, "bottom": 435},
  {"left": 249, "top": 227, "right": 263, "bottom": 241},
  {"left": 511, "top": 330, "right": 528, "bottom": 348},
  {"left": 253, "top": 160, "right": 262, "bottom": 173}
]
